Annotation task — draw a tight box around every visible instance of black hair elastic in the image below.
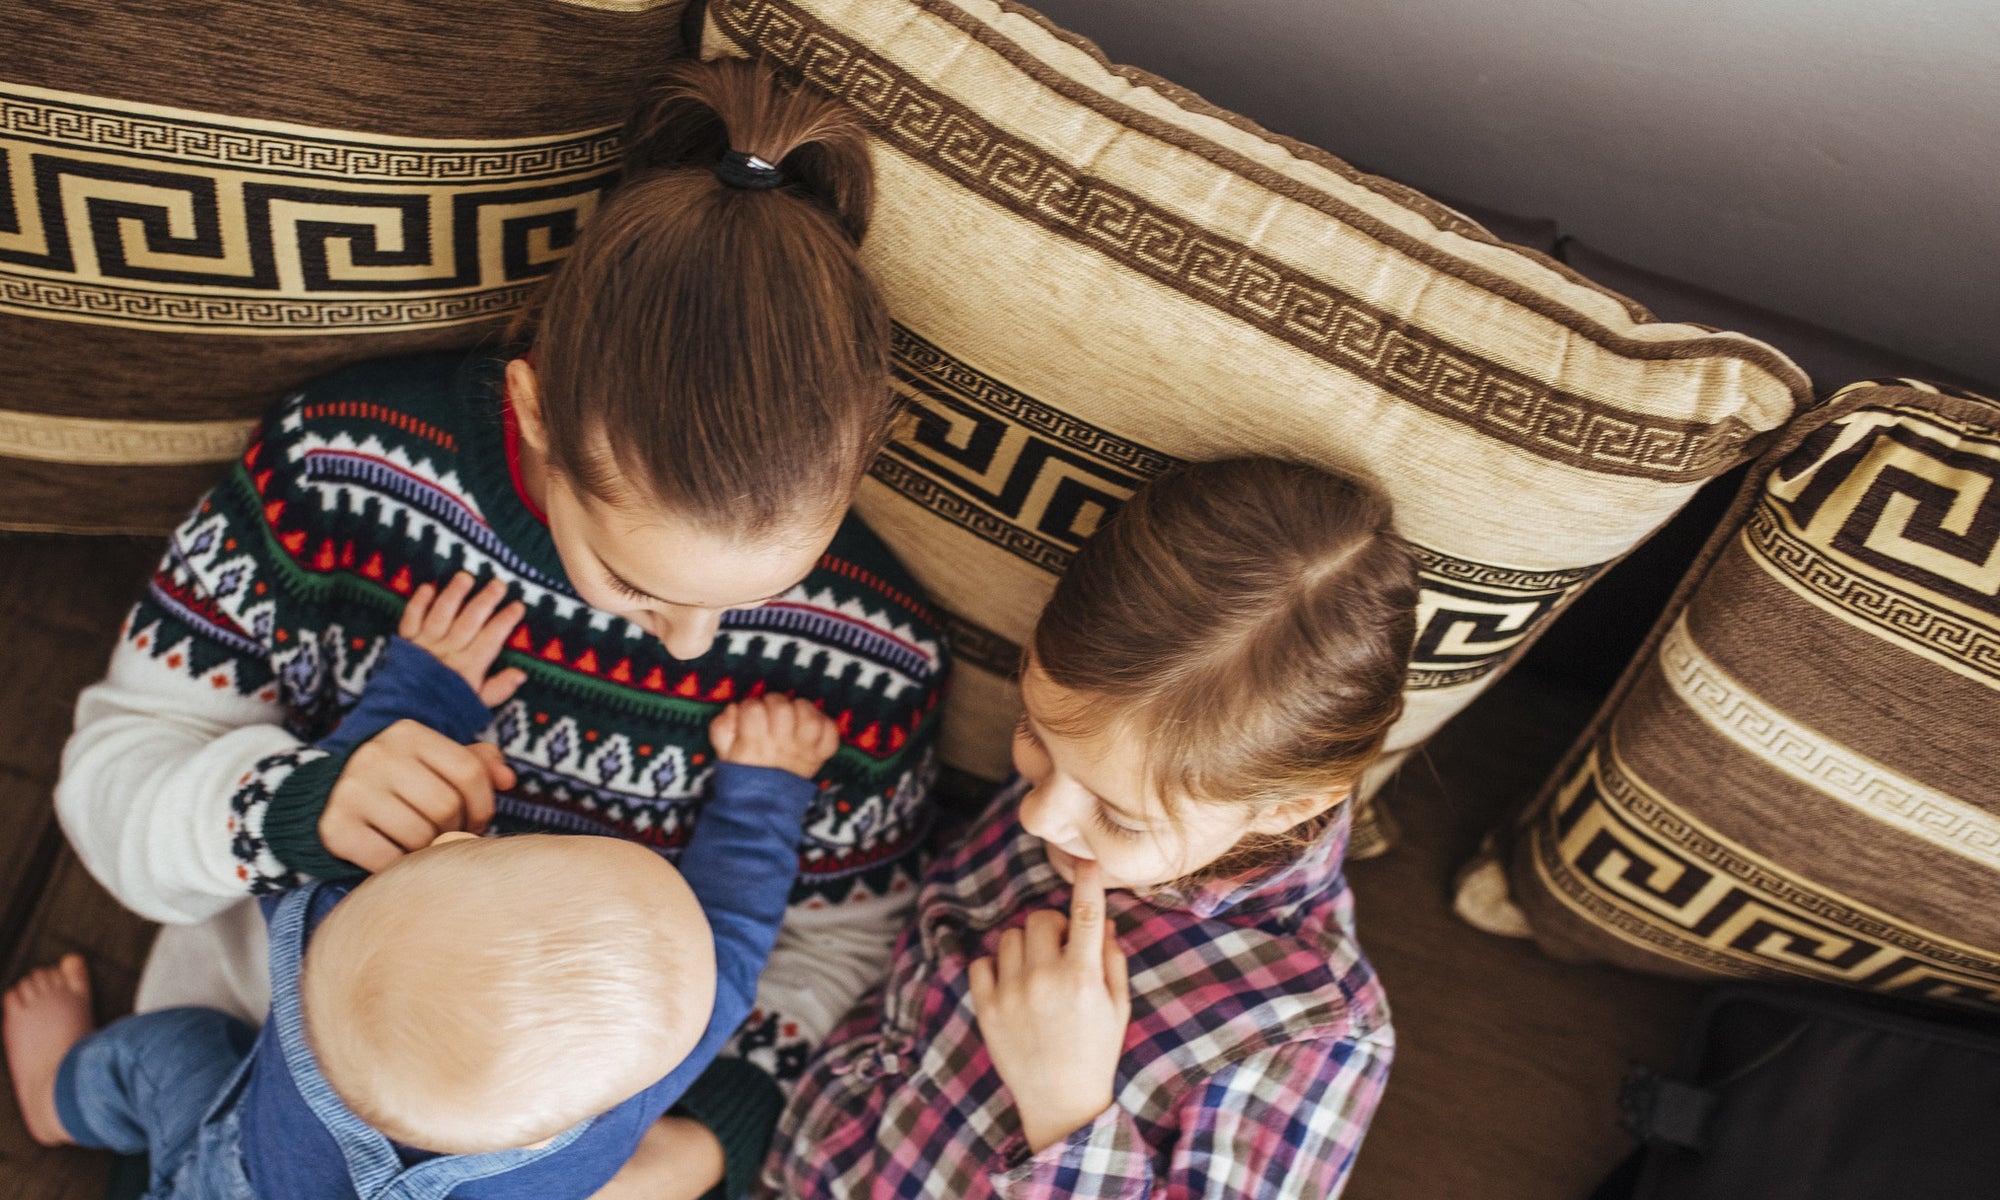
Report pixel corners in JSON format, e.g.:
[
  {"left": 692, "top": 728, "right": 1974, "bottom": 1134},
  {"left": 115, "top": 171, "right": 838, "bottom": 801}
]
[{"left": 713, "top": 148, "right": 786, "bottom": 190}]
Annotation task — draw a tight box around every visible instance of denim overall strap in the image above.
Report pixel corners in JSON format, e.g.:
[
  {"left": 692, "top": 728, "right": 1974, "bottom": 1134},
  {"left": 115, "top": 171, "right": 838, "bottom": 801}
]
[
  {"left": 266, "top": 885, "right": 594, "bottom": 1200},
  {"left": 268, "top": 885, "right": 403, "bottom": 1194}
]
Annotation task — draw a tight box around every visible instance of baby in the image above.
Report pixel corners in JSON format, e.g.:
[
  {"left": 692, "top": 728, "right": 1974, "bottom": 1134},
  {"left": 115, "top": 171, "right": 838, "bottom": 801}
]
[{"left": 5, "top": 574, "right": 838, "bottom": 1199}]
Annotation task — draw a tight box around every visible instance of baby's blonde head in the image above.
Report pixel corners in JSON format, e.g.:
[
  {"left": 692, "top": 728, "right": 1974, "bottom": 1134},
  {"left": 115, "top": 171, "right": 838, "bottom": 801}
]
[{"left": 300, "top": 834, "right": 714, "bottom": 1155}]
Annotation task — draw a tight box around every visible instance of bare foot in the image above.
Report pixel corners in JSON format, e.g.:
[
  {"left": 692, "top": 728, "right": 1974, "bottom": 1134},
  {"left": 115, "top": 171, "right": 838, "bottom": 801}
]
[{"left": 4, "top": 953, "right": 94, "bottom": 1146}]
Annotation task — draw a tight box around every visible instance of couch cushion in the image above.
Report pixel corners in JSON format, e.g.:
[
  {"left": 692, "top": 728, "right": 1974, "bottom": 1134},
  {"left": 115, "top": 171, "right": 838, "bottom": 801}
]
[
  {"left": 701, "top": 0, "right": 1809, "bottom": 853},
  {"left": 1489, "top": 379, "right": 2000, "bottom": 1005},
  {"left": 0, "top": 0, "right": 694, "bottom": 535}
]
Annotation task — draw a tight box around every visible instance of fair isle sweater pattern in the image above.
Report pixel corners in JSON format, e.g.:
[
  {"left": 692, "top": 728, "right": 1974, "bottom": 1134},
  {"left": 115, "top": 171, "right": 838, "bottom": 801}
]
[{"left": 124, "top": 351, "right": 948, "bottom": 921}]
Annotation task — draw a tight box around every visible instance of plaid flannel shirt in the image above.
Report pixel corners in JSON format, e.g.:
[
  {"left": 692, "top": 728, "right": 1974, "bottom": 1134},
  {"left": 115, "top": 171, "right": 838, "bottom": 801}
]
[{"left": 766, "top": 779, "right": 1394, "bottom": 1199}]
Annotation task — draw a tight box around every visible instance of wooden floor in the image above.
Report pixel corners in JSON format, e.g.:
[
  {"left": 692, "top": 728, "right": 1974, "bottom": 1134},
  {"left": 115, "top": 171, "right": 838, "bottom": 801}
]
[
  {"left": 0, "top": 531, "right": 1703, "bottom": 1200},
  {"left": 0, "top": 534, "right": 163, "bottom": 1200}
]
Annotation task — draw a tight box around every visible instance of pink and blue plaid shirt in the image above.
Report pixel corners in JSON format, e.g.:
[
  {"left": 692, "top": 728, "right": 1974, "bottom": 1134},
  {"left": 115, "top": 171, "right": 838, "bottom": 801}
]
[{"left": 765, "top": 779, "right": 1394, "bottom": 1199}]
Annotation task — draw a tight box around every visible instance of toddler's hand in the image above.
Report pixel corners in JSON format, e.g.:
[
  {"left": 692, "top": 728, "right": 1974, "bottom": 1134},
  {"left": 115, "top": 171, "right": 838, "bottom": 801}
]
[
  {"left": 399, "top": 572, "right": 528, "bottom": 707},
  {"left": 707, "top": 695, "right": 839, "bottom": 780},
  {"left": 968, "top": 857, "right": 1132, "bottom": 1153},
  {"left": 322, "top": 721, "right": 515, "bottom": 872}
]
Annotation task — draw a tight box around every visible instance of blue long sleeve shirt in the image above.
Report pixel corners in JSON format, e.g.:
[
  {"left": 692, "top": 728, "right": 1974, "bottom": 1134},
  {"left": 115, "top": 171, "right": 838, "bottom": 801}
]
[{"left": 226, "top": 640, "right": 813, "bottom": 1199}]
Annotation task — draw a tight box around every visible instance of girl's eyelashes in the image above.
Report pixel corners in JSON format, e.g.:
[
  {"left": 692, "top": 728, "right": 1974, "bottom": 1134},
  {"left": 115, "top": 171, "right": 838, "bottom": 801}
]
[
  {"left": 1014, "top": 713, "right": 1041, "bottom": 746},
  {"left": 605, "top": 572, "right": 650, "bottom": 601},
  {"left": 1090, "top": 802, "right": 1143, "bottom": 841}
]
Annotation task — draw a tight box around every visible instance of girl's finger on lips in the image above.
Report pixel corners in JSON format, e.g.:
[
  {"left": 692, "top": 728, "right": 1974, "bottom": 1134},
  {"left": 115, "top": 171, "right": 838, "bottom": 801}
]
[
  {"left": 399, "top": 583, "right": 435, "bottom": 638},
  {"left": 1066, "top": 857, "right": 1108, "bottom": 968}
]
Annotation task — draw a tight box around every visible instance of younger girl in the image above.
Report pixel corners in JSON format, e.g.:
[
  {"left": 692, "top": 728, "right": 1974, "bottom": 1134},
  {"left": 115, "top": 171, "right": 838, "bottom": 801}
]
[{"left": 769, "top": 457, "right": 1419, "bottom": 1198}]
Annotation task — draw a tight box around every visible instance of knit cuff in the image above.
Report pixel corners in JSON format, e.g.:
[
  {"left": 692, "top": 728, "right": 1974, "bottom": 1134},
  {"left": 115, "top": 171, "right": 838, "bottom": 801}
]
[
  {"left": 261, "top": 747, "right": 365, "bottom": 881},
  {"left": 671, "top": 1056, "right": 785, "bottom": 1200}
]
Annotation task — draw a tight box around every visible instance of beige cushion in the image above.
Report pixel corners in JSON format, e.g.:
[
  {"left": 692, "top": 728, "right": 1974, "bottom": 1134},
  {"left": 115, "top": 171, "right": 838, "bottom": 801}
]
[
  {"left": 1486, "top": 379, "right": 2000, "bottom": 1004},
  {"left": 704, "top": 0, "right": 1809, "bottom": 853},
  {"left": 0, "top": 0, "right": 693, "bottom": 534}
]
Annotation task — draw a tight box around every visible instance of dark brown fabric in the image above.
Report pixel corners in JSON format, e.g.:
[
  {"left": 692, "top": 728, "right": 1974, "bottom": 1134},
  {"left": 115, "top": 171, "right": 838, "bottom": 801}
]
[
  {"left": 1687, "top": 547, "right": 1999, "bottom": 802},
  {"left": 1613, "top": 663, "right": 2000, "bottom": 944},
  {"left": 0, "top": 323, "right": 497, "bottom": 423},
  {"left": 6, "top": 0, "right": 690, "bottom": 138},
  {"left": 0, "top": 460, "right": 236, "bottom": 535},
  {"left": 1, "top": 0, "right": 692, "bottom": 532}
]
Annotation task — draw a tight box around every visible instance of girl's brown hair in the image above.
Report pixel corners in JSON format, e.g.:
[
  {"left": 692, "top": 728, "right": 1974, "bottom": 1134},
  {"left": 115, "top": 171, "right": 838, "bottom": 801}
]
[
  {"left": 1031, "top": 458, "right": 1418, "bottom": 875},
  {"left": 515, "top": 57, "right": 891, "bottom": 535}
]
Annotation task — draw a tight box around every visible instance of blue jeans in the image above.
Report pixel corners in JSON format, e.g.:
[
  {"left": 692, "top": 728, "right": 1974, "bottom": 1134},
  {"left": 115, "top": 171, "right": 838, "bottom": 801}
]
[{"left": 54, "top": 1006, "right": 260, "bottom": 1200}]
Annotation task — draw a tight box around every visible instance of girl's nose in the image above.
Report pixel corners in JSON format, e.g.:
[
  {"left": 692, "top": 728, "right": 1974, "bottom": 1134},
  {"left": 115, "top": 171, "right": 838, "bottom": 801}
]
[
  {"left": 1019, "top": 781, "right": 1078, "bottom": 845},
  {"left": 658, "top": 607, "right": 724, "bottom": 660}
]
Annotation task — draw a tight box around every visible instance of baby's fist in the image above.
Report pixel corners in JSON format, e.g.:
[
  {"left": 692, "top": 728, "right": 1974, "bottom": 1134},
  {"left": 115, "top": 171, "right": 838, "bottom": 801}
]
[{"left": 708, "top": 695, "right": 840, "bottom": 780}]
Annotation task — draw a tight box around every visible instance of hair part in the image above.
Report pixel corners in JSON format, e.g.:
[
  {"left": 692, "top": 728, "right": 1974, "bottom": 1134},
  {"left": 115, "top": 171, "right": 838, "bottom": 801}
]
[
  {"left": 300, "top": 835, "right": 714, "bottom": 1154},
  {"left": 516, "top": 56, "right": 893, "bottom": 537},
  {"left": 1030, "top": 457, "right": 1419, "bottom": 878}
]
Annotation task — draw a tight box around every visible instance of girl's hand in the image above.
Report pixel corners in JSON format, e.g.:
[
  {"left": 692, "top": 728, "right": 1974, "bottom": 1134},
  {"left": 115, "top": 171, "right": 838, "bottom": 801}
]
[
  {"left": 399, "top": 572, "right": 529, "bottom": 707},
  {"left": 708, "top": 695, "right": 840, "bottom": 780},
  {"left": 968, "top": 857, "right": 1131, "bottom": 1152}
]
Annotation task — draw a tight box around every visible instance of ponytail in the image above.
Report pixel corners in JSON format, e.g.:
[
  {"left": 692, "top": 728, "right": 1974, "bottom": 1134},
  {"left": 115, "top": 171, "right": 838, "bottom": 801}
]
[
  {"left": 624, "top": 57, "right": 874, "bottom": 244},
  {"left": 520, "top": 57, "right": 892, "bottom": 537}
]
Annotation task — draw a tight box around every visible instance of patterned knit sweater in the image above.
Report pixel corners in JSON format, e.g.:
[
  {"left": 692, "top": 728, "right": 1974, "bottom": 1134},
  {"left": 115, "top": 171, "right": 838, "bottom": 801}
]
[{"left": 56, "top": 349, "right": 949, "bottom": 1086}]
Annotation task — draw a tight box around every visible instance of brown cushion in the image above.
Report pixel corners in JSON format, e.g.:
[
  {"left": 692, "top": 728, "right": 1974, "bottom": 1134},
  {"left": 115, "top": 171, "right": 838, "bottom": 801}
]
[
  {"left": 0, "top": 0, "right": 694, "bottom": 534},
  {"left": 702, "top": 0, "right": 1809, "bottom": 853},
  {"left": 1490, "top": 379, "right": 2000, "bottom": 1005}
]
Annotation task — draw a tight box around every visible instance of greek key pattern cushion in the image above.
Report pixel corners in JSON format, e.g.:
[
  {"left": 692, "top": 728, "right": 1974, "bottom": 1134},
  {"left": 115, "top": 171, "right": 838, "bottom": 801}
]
[
  {"left": 0, "top": 0, "right": 690, "bottom": 534},
  {"left": 704, "top": 0, "right": 1809, "bottom": 853},
  {"left": 1502, "top": 380, "right": 2000, "bottom": 1005}
]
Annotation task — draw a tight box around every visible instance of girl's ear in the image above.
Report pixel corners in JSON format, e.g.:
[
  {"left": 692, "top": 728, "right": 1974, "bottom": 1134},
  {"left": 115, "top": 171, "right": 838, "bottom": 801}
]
[
  {"left": 1248, "top": 786, "right": 1352, "bottom": 836},
  {"left": 506, "top": 357, "right": 549, "bottom": 454}
]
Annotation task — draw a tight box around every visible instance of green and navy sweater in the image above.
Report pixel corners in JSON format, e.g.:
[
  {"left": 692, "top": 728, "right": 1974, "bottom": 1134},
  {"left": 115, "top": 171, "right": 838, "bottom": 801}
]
[{"left": 56, "top": 349, "right": 949, "bottom": 1094}]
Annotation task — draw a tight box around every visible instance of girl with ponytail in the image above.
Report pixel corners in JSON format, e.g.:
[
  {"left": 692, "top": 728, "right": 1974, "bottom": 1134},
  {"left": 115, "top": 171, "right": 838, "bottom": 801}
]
[{"left": 50, "top": 57, "right": 945, "bottom": 1200}]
